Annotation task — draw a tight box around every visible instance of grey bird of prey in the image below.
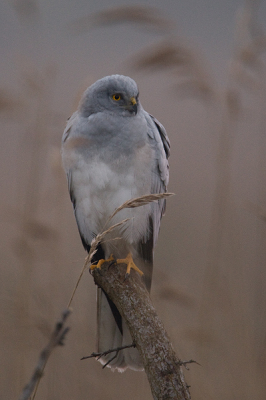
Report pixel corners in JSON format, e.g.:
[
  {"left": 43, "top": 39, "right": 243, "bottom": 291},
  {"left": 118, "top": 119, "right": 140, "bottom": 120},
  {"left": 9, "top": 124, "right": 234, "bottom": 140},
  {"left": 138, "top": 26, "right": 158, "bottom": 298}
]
[{"left": 62, "top": 75, "right": 170, "bottom": 372}]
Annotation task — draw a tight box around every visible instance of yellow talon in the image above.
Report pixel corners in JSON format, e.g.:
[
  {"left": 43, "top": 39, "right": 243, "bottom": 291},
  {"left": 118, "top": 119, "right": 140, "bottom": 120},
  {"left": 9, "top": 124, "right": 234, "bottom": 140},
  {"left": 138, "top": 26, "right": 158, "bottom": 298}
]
[
  {"left": 90, "top": 254, "right": 115, "bottom": 271},
  {"left": 116, "top": 253, "right": 144, "bottom": 276}
]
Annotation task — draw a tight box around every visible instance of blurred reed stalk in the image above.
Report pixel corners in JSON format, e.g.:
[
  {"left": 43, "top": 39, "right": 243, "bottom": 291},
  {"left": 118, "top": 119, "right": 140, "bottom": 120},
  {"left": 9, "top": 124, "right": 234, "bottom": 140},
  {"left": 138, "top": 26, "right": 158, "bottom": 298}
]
[
  {"left": 13, "top": 64, "right": 59, "bottom": 388},
  {"left": 197, "top": 0, "right": 266, "bottom": 367}
]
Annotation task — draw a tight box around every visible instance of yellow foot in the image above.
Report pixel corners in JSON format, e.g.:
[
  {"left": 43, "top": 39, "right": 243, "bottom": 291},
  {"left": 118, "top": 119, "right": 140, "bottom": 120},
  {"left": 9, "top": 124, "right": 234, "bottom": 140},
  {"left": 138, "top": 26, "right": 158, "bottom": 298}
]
[
  {"left": 116, "top": 253, "right": 143, "bottom": 277},
  {"left": 90, "top": 254, "right": 115, "bottom": 271}
]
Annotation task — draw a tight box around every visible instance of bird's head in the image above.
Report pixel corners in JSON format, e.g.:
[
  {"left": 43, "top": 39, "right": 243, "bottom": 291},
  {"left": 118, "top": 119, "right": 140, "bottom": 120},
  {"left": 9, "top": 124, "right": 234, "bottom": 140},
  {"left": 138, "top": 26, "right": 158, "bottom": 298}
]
[{"left": 79, "top": 75, "right": 139, "bottom": 117}]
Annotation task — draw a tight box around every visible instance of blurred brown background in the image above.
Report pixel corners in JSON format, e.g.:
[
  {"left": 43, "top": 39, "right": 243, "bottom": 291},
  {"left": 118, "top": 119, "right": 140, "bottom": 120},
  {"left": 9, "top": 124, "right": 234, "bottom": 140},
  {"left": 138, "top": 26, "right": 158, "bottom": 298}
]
[{"left": 1, "top": 0, "right": 266, "bottom": 399}]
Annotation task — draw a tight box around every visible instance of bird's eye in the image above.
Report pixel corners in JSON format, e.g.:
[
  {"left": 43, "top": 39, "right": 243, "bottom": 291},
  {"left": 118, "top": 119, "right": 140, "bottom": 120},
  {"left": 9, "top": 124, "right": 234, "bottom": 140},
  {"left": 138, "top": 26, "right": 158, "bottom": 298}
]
[{"left": 112, "top": 94, "right": 121, "bottom": 101}]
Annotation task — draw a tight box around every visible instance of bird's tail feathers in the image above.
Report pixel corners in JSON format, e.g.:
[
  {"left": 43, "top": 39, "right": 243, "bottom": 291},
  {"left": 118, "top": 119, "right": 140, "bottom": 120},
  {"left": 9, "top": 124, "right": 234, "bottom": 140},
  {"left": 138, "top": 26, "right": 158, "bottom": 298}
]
[{"left": 97, "top": 288, "right": 143, "bottom": 372}]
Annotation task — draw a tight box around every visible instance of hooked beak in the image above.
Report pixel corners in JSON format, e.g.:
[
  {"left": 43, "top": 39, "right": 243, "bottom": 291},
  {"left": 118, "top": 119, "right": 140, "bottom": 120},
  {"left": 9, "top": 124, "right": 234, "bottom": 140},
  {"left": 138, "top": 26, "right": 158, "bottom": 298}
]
[{"left": 126, "top": 97, "right": 138, "bottom": 114}]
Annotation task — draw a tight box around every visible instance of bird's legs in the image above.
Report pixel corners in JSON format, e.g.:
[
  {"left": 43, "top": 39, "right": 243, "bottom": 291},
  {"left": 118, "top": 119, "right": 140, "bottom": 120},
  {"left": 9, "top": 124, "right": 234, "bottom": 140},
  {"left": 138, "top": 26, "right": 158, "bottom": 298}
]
[
  {"left": 90, "top": 254, "right": 115, "bottom": 271},
  {"left": 116, "top": 253, "right": 143, "bottom": 277},
  {"left": 90, "top": 252, "right": 143, "bottom": 278}
]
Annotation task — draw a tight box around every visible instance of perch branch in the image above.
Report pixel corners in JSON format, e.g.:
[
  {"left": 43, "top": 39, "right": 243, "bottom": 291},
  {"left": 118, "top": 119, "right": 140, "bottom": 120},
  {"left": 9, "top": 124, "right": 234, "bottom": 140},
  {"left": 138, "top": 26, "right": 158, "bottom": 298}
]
[{"left": 91, "top": 260, "right": 191, "bottom": 400}]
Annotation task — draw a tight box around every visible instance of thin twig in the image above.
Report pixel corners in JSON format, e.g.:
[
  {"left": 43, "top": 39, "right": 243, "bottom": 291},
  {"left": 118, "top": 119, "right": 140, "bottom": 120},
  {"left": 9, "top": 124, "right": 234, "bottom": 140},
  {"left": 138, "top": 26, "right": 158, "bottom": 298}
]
[
  {"left": 177, "top": 359, "right": 201, "bottom": 370},
  {"left": 81, "top": 343, "right": 136, "bottom": 368}
]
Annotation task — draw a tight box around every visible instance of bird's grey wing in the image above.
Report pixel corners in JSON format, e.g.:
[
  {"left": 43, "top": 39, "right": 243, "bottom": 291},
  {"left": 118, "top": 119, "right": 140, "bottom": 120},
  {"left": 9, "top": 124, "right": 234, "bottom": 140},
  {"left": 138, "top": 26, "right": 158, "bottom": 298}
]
[
  {"left": 148, "top": 114, "right": 170, "bottom": 161},
  {"left": 65, "top": 168, "right": 92, "bottom": 250},
  {"left": 62, "top": 112, "right": 95, "bottom": 254},
  {"left": 62, "top": 112, "right": 79, "bottom": 210},
  {"left": 136, "top": 112, "right": 170, "bottom": 291},
  {"left": 62, "top": 111, "right": 78, "bottom": 143},
  {"left": 146, "top": 112, "right": 170, "bottom": 241}
]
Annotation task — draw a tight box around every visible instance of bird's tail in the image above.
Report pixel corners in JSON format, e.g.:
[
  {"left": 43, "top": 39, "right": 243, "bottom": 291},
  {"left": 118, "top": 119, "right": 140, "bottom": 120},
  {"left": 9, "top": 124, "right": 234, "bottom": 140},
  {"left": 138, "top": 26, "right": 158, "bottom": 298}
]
[{"left": 96, "top": 288, "right": 143, "bottom": 372}]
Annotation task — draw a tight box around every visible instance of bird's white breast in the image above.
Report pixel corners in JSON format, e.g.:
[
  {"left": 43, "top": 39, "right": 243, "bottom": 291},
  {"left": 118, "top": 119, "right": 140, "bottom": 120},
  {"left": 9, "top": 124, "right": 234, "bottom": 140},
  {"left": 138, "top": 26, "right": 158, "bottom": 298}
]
[{"left": 63, "top": 138, "right": 154, "bottom": 246}]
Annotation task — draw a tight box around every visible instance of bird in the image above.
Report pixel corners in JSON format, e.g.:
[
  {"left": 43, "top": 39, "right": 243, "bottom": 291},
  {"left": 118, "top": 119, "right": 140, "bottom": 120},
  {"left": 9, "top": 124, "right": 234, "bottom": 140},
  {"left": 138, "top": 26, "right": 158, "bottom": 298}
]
[{"left": 61, "top": 74, "right": 170, "bottom": 372}]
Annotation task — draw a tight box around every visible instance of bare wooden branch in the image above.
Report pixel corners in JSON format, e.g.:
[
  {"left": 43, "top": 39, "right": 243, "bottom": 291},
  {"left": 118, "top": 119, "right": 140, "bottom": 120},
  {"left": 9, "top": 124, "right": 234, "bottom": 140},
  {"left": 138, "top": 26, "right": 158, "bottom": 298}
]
[
  {"left": 18, "top": 309, "right": 71, "bottom": 400},
  {"left": 91, "top": 261, "right": 191, "bottom": 400}
]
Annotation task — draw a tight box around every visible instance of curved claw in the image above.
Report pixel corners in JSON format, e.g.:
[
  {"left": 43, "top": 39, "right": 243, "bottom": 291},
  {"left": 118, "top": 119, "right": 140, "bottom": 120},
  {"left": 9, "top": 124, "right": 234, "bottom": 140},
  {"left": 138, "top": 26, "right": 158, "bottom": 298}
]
[
  {"left": 116, "top": 253, "right": 144, "bottom": 277},
  {"left": 90, "top": 254, "right": 115, "bottom": 271}
]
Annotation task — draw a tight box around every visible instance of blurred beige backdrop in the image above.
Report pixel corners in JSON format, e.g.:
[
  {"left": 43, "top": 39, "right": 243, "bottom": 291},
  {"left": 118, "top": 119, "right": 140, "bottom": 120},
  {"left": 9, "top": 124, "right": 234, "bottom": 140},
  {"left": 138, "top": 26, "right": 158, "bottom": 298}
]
[{"left": 1, "top": 0, "right": 266, "bottom": 399}]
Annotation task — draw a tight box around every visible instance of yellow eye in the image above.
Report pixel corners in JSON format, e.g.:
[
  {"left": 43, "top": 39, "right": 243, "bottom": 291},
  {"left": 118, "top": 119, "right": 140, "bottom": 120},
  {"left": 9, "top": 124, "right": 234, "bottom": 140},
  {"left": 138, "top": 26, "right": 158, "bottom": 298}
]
[{"left": 112, "top": 94, "right": 121, "bottom": 101}]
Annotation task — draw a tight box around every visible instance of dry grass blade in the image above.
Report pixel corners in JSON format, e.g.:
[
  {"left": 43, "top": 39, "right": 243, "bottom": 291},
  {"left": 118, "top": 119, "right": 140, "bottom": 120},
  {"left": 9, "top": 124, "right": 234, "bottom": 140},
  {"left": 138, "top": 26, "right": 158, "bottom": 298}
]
[
  {"left": 109, "top": 192, "right": 174, "bottom": 221},
  {"left": 93, "top": 218, "right": 131, "bottom": 244}
]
